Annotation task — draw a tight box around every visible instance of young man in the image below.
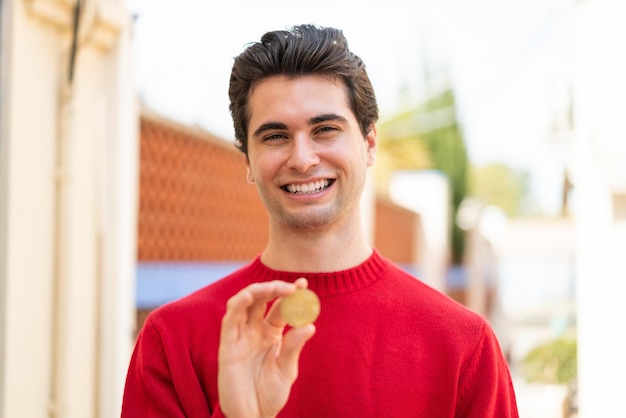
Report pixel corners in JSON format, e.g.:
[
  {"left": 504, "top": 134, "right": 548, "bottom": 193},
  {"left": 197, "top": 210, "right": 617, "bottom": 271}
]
[{"left": 122, "top": 24, "right": 519, "bottom": 417}]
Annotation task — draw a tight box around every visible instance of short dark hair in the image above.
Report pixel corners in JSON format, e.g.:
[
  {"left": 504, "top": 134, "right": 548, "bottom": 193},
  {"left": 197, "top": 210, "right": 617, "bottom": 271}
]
[{"left": 228, "top": 24, "right": 379, "bottom": 155}]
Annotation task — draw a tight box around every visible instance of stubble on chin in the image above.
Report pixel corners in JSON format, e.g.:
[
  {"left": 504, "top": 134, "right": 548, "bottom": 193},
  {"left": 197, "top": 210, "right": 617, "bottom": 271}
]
[
  {"left": 272, "top": 194, "right": 353, "bottom": 232},
  {"left": 277, "top": 207, "right": 337, "bottom": 231}
]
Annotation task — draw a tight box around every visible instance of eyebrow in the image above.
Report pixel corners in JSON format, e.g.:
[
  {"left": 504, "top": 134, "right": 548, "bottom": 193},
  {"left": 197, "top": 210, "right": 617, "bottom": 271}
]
[
  {"left": 251, "top": 113, "right": 348, "bottom": 139},
  {"left": 252, "top": 122, "right": 287, "bottom": 139},
  {"left": 308, "top": 113, "right": 348, "bottom": 125}
]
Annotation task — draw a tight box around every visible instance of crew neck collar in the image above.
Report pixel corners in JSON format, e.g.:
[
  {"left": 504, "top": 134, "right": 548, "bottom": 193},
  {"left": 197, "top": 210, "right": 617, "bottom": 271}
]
[{"left": 245, "top": 249, "right": 388, "bottom": 297}]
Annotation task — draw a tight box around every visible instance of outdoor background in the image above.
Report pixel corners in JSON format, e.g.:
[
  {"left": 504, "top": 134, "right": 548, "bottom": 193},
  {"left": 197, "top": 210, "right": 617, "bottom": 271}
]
[
  {"left": 1, "top": 0, "right": 624, "bottom": 417},
  {"left": 131, "top": 3, "right": 576, "bottom": 414}
]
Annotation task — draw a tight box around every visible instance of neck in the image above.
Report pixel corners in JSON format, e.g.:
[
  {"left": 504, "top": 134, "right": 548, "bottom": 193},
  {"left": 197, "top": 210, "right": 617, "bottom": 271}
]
[{"left": 261, "top": 217, "right": 372, "bottom": 272}]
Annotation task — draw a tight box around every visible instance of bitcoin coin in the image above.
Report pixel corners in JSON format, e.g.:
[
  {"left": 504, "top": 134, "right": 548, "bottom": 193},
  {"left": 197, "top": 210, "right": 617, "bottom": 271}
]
[{"left": 280, "top": 287, "right": 320, "bottom": 328}]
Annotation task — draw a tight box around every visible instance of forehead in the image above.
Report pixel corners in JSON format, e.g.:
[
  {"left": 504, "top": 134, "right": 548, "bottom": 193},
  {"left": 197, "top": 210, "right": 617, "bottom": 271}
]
[{"left": 248, "top": 75, "right": 353, "bottom": 124}]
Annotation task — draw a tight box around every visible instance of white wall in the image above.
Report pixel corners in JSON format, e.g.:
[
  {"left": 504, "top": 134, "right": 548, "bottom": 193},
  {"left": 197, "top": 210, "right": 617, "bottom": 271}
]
[
  {"left": 0, "top": 1, "right": 138, "bottom": 417},
  {"left": 1, "top": 3, "right": 60, "bottom": 416}
]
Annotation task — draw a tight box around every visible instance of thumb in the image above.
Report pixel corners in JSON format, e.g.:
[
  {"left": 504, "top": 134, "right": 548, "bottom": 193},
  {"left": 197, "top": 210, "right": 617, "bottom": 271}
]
[{"left": 276, "top": 324, "right": 316, "bottom": 382}]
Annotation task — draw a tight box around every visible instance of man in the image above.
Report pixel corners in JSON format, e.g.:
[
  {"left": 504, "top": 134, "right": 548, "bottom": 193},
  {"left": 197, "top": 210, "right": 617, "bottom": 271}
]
[{"left": 122, "top": 24, "right": 519, "bottom": 417}]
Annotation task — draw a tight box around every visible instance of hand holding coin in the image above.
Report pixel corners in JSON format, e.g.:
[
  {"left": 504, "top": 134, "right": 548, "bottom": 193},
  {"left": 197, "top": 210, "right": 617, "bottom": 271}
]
[
  {"left": 218, "top": 279, "right": 317, "bottom": 418},
  {"left": 280, "top": 283, "right": 321, "bottom": 328}
]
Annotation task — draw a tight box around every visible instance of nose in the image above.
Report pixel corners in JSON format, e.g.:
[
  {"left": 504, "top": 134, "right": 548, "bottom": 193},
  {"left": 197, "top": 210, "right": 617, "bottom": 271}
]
[{"left": 286, "top": 136, "right": 320, "bottom": 172}]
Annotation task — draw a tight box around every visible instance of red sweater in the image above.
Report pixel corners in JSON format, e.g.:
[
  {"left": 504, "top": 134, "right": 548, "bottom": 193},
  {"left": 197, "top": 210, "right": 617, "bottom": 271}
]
[{"left": 122, "top": 250, "right": 518, "bottom": 417}]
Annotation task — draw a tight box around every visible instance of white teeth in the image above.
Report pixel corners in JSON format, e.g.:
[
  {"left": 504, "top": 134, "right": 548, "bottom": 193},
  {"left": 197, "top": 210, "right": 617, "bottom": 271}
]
[{"left": 286, "top": 179, "right": 330, "bottom": 194}]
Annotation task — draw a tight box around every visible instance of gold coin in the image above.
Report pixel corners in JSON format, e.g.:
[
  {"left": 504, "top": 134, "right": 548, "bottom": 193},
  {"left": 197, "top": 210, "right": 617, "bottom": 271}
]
[{"left": 280, "top": 287, "right": 320, "bottom": 328}]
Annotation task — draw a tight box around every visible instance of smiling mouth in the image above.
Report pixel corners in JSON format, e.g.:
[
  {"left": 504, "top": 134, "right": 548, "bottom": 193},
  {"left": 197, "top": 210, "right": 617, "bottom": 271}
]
[{"left": 283, "top": 179, "right": 334, "bottom": 194}]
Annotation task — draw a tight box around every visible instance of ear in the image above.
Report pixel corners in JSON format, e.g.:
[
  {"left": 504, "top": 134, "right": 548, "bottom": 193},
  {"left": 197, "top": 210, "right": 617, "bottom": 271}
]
[
  {"left": 246, "top": 168, "right": 256, "bottom": 184},
  {"left": 245, "top": 156, "right": 255, "bottom": 184},
  {"left": 365, "top": 125, "right": 377, "bottom": 167}
]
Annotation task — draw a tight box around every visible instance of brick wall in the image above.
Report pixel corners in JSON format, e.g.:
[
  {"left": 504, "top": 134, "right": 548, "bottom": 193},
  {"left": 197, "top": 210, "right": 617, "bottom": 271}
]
[{"left": 138, "top": 110, "right": 268, "bottom": 261}]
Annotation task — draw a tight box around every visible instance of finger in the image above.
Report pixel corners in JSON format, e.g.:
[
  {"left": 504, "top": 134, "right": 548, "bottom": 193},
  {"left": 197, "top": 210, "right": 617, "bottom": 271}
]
[
  {"left": 221, "top": 281, "right": 295, "bottom": 333},
  {"left": 265, "top": 296, "right": 287, "bottom": 328},
  {"left": 220, "top": 287, "right": 253, "bottom": 343},
  {"left": 247, "top": 295, "right": 272, "bottom": 326},
  {"left": 293, "top": 277, "right": 309, "bottom": 289},
  {"left": 245, "top": 280, "right": 298, "bottom": 325},
  {"left": 276, "top": 324, "right": 316, "bottom": 381}
]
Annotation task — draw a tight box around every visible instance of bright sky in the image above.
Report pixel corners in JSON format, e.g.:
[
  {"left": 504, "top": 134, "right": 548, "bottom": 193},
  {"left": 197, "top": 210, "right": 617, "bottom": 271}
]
[{"left": 129, "top": 0, "right": 575, "bottom": 215}]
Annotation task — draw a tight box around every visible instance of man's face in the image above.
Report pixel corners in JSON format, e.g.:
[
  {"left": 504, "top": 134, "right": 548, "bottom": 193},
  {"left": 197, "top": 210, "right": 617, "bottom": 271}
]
[{"left": 245, "top": 75, "right": 376, "bottom": 232}]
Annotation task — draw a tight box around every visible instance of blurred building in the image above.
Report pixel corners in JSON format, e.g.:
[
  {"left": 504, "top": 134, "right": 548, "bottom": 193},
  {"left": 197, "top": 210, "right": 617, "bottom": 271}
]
[
  {"left": 570, "top": 0, "right": 626, "bottom": 416},
  {"left": 389, "top": 170, "right": 450, "bottom": 293},
  {"left": 0, "top": 1, "right": 137, "bottom": 417}
]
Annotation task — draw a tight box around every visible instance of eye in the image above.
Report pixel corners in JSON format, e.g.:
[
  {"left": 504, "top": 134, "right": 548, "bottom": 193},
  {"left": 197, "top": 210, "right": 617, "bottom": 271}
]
[
  {"left": 263, "top": 133, "right": 288, "bottom": 143},
  {"left": 315, "top": 126, "right": 339, "bottom": 137}
]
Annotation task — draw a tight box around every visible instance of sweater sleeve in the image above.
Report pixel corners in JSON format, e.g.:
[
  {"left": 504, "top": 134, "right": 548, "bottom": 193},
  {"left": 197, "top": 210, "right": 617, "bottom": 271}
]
[
  {"left": 456, "top": 322, "right": 519, "bottom": 418},
  {"left": 121, "top": 317, "right": 226, "bottom": 418},
  {"left": 121, "top": 319, "right": 187, "bottom": 417}
]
